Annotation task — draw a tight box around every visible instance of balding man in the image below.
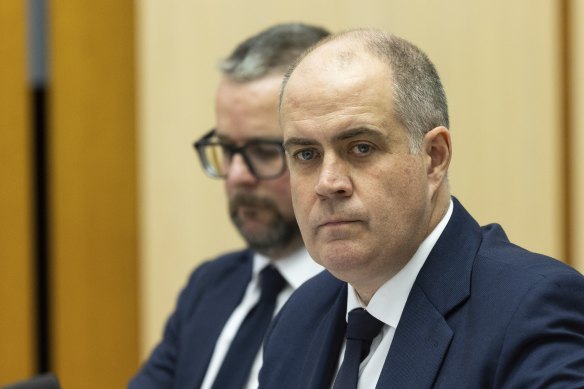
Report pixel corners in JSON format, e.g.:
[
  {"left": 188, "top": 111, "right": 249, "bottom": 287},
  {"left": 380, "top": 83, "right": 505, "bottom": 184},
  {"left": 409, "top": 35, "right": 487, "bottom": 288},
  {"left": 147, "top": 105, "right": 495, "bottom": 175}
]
[{"left": 259, "top": 29, "right": 584, "bottom": 388}]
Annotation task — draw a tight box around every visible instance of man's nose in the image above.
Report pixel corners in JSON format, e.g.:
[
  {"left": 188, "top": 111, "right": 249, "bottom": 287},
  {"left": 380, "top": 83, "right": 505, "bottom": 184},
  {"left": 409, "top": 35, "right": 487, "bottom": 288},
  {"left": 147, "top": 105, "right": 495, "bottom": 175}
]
[
  {"left": 226, "top": 154, "right": 257, "bottom": 186},
  {"left": 314, "top": 157, "right": 353, "bottom": 199}
]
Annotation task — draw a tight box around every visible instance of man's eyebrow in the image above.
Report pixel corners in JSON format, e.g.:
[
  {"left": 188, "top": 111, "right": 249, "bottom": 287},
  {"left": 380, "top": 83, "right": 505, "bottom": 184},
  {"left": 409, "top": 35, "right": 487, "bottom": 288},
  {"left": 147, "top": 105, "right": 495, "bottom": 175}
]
[
  {"left": 333, "top": 127, "right": 385, "bottom": 142},
  {"left": 216, "top": 133, "right": 282, "bottom": 143},
  {"left": 215, "top": 133, "right": 231, "bottom": 142},
  {"left": 283, "top": 137, "right": 316, "bottom": 150},
  {"left": 284, "top": 128, "right": 386, "bottom": 150}
]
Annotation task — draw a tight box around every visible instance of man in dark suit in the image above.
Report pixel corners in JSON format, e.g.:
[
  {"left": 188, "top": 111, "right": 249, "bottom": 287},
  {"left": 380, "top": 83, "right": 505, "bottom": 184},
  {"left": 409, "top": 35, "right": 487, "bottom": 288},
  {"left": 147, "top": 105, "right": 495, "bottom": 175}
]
[
  {"left": 129, "top": 23, "right": 329, "bottom": 389},
  {"left": 260, "top": 28, "right": 584, "bottom": 388}
]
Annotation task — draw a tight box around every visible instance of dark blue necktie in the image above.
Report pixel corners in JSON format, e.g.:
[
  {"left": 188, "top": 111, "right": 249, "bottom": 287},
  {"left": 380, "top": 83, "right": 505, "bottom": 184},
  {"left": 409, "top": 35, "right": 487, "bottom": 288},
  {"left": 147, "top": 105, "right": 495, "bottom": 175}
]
[
  {"left": 332, "top": 308, "right": 385, "bottom": 389},
  {"left": 211, "top": 265, "right": 287, "bottom": 389}
]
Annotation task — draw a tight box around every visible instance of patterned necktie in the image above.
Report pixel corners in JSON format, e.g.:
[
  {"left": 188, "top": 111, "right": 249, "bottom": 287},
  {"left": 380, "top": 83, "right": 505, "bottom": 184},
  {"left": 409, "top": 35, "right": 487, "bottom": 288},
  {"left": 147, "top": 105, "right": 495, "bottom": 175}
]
[
  {"left": 211, "top": 265, "right": 287, "bottom": 389},
  {"left": 332, "top": 308, "right": 385, "bottom": 389}
]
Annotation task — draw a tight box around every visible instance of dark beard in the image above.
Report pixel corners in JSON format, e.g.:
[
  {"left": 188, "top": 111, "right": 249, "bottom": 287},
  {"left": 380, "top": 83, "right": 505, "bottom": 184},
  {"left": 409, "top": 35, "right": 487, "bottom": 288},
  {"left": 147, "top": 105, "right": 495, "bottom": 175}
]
[{"left": 229, "top": 193, "right": 301, "bottom": 256}]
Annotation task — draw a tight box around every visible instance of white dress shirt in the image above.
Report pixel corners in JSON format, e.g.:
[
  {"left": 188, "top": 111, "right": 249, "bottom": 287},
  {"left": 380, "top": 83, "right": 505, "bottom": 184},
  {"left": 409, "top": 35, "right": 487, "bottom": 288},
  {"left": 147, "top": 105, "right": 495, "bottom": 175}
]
[
  {"left": 333, "top": 200, "right": 453, "bottom": 389},
  {"left": 201, "top": 247, "right": 322, "bottom": 389}
]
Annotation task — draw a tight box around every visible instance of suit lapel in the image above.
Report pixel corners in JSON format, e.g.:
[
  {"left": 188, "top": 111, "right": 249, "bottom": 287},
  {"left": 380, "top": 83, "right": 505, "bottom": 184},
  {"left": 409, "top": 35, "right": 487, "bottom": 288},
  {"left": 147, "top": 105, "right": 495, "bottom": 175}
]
[
  {"left": 300, "top": 274, "right": 347, "bottom": 389},
  {"left": 376, "top": 285, "right": 453, "bottom": 388},
  {"left": 377, "top": 198, "right": 482, "bottom": 388},
  {"left": 180, "top": 252, "right": 253, "bottom": 388}
]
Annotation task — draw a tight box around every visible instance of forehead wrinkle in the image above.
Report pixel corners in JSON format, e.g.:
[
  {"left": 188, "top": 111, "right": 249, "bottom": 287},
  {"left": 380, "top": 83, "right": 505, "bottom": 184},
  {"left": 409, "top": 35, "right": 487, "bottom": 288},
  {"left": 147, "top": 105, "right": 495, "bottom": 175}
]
[
  {"left": 281, "top": 40, "right": 363, "bottom": 104},
  {"left": 281, "top": 42, "right": 401, "bottom": 150}
]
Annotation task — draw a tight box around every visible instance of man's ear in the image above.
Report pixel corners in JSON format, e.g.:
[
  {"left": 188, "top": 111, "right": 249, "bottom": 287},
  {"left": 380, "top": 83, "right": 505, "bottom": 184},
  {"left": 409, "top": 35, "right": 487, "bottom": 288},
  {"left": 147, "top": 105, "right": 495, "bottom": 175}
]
[{"left": 423, "top": 126, "right": 451, "bottom": 190}]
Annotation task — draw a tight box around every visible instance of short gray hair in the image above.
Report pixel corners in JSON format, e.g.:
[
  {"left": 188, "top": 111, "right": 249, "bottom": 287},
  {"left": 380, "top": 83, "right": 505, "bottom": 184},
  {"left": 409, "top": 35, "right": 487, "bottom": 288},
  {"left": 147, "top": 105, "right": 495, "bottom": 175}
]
[
  {"left": 282, "top": 29, "right": 449, "bottom": 152},
  {"left": 219, "top": 23, "right": 330, "bottom": 81}
]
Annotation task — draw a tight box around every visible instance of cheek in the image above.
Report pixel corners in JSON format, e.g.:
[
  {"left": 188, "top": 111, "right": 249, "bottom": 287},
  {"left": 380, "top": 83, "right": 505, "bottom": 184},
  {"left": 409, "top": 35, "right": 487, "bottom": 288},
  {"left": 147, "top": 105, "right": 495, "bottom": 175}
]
[
  {"left": 290, "top": 177, "right": 312, "bottom": 223},
  {"left": 266, "top": 177, "right": 296, "bottom": 215},
  {"left": 387, "top": 157, "right": 427, "bottom": 194},
  {"left": 224, "top": 180, "right": 234, "bottom": 198},
  {"left": 368, "top": 160, "right": 428, "bottom": 219}
]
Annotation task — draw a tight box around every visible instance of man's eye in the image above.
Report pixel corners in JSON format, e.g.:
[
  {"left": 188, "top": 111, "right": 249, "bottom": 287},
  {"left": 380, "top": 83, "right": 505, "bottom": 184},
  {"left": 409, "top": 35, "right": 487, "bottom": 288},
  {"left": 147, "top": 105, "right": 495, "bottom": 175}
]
[
  {"left": 247, "top": 144, "right": 282, "bottom": 161},
  {"left": 352, "top": 143, "right": 374, "bottom": 155},
  {"left": 294, "top": 149, "right": 316, "bottom": 161},
  {"left": 219, "top": 144, "right": 235, "bottom": 158}
]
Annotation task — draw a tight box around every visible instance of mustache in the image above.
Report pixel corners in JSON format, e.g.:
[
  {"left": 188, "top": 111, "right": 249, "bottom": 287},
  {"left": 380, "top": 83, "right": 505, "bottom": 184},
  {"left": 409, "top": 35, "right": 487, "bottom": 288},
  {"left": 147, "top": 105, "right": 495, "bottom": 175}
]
[{"left": 229, "top": 193, "right": 279, "bottom": 216}]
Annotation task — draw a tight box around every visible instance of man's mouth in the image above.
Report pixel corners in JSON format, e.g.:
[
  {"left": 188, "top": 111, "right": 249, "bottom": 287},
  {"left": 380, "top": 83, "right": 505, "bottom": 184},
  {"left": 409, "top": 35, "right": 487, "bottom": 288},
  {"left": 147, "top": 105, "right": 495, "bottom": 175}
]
[
  {"left": 237, "top": 205, "right": 261, "bottom": 218},
  {"left": 230, "top": 193, "right": 274, "bottom": 219},
  {"left": 321, "top": 219, "right": 353, "bottom": 226},
  {"left": 318, "top": 217, "right": 361, "bottom": 230}
]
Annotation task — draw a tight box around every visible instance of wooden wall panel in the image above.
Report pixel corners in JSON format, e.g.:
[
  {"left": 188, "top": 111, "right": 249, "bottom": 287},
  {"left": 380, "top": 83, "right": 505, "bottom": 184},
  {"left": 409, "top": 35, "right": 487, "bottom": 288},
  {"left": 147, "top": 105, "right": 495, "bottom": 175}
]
[
  {"left": 49, "top": 1, "right": 139, "bottom": 387},
  {"left": 572, "top": 0, "right": 584, "bottom": 273},
  {"left": 137, "top": 0, "right": 564, "bottom": 355},
  {"left": 0, "top": 0, "right": 36, "bottom": 384}
]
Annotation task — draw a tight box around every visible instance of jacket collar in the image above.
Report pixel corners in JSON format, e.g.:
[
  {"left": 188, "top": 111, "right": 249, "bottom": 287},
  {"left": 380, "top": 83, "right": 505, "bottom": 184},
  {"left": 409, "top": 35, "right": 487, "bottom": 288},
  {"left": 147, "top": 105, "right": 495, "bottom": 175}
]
[{"left": 377, "top": 197, "right": 483, "bottom": 387}]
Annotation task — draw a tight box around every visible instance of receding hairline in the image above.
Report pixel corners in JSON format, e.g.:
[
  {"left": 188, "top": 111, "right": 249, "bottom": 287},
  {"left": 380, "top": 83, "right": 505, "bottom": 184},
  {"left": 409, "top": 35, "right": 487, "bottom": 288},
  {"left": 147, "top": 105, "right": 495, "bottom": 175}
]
[{"left": 280, "top": 28, "right": 393, "bottom": 108}]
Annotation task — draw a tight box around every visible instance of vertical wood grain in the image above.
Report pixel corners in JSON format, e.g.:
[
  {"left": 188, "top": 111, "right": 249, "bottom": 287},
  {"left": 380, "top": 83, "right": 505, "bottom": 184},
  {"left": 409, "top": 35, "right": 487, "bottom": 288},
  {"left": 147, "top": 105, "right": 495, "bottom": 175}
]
[
  {"left": 570, "top": 0, "right": 584, "bottom": 273},
  {"left": 0, "top": 0, "right": 36, "bottom": 383},
  {"left": 49, "top": 1, "right": 139, "bottom": 387},
  {"left": 559, "top": 0, "right": 574, "bottom": 266}
]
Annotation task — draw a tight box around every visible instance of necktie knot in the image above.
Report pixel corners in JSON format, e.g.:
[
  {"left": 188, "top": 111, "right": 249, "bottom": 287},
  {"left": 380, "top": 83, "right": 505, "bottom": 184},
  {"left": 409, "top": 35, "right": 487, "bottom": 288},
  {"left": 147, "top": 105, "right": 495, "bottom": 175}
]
[
  {"left": 346, "top": 308, "right": 384, "bottom": 341},
  {"left": 259, "top": 265, "right": 287, "bottom": 301}
]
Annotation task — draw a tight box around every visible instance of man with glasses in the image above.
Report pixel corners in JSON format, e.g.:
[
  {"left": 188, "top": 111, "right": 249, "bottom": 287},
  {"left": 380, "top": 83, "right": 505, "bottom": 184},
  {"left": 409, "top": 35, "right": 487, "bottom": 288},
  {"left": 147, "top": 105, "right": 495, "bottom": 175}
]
[{"left": 129, "top": 23, "right": 329, "bottom": 389}]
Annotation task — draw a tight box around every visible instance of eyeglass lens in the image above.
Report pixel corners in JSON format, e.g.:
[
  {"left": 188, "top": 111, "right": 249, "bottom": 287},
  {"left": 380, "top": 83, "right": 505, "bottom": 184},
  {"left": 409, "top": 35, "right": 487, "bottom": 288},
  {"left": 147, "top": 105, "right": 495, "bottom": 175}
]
[{"left": 199, "top": 142, "right": 285, "bottom": 179}]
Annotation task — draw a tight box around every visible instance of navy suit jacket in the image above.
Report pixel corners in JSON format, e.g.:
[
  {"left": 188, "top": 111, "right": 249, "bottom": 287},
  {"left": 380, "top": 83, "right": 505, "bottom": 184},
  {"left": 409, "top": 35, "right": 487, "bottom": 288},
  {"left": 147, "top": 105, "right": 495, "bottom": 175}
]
[
  {"left": 260, "top": 198, "right": 584, "bottom": 388},
  {"left": 129, "top": 249, "right": 254, "bottom": 389}
]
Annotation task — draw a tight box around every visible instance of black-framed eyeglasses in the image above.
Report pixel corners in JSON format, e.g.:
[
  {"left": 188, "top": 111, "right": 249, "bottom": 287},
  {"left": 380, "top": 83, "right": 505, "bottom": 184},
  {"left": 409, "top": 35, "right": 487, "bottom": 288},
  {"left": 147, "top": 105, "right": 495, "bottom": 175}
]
[{"left": 194, "top": 129, "right": 287, "bottom": 180}]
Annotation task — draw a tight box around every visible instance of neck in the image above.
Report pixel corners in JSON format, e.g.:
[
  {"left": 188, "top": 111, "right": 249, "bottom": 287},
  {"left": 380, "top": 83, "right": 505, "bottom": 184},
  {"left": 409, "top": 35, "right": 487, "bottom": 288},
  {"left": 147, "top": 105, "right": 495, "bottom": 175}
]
[
  {"left": 353, "top": 190, "right": 452, "bottom": 306},
  {"left": 354, "top": 287, "right": 376, "bottom": 306}
]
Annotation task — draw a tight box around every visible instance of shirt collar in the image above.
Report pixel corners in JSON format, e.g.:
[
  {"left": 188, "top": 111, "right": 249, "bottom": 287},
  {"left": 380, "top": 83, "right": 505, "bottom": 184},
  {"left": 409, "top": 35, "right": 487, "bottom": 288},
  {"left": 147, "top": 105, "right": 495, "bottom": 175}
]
[
  {"left": 347, "top": 199, "right": 454, "bottom": 326},
  {"left": 253, "top": 247, "right": 323, "bottom": 290}
]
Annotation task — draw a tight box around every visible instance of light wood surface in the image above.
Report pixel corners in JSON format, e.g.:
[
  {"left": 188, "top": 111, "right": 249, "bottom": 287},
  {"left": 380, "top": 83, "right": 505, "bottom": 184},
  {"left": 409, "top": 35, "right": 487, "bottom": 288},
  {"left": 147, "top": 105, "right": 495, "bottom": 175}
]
[
  {"left": 0, "top": 0, "right": 36, "bottom": 384},
  {"left": 571, "top": 0, "right": 584, "bottom": 271},
  {"left": 49, "top": 1, "right": 139, "bottom": 387}
]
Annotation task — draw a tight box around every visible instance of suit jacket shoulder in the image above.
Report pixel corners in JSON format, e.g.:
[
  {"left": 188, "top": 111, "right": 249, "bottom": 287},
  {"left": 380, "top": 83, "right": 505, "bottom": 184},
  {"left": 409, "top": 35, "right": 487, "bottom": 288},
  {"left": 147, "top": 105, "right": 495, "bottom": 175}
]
[
  {"left": 400, "top": 201, "right": 584, "bottom": 388},
  {"left": 262, "top": 270, "right": 346, "bottom": 389},
  {"left": 260, "top": 198, "right": 584, "bottom": 389},
  {"left": 129, "top": 249, "right": 254, "bottom": 389}
]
